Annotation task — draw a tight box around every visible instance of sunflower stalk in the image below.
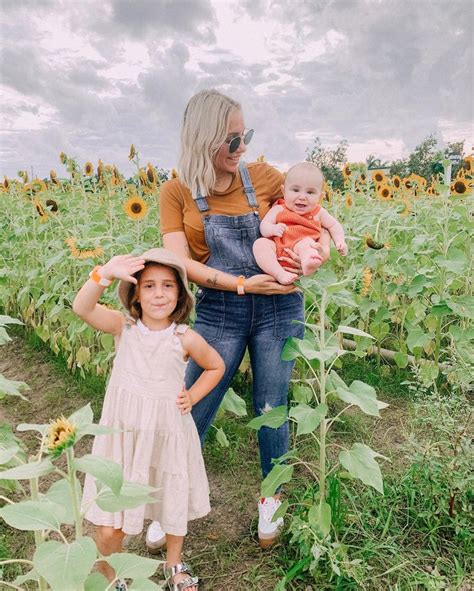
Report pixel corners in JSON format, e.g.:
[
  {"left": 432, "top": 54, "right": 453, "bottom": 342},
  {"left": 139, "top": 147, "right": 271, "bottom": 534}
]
[
  {"left": 66, "top": 446, "right": 83, "bottom": 539},
  {"left": 29, "top": 476, "right": 48, "bottom": 591}
]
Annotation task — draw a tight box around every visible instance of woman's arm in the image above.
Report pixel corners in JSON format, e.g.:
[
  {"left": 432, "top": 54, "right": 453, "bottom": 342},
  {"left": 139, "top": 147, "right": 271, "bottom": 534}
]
[
  {"left": 163, "top": 231, "right": 297, "bottom": 295},
  {"left": 72, "top": 255, "right": 145, "bottom": 335},
  {"left": 177, "top": 329, "right": 225, "bottom": 412}
]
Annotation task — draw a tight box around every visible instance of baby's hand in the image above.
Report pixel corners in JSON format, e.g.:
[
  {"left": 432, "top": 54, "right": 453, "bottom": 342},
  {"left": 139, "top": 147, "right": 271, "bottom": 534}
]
[
  {"left": 101, "top": 254, "right": 146, "bottom": 283},
  {"left": 273, "top": 223, "right": 287, "bottom": 237},
  {"left": 336, "top": 242, "right": 348, "bottom": 256},
  {"left": 176, "top": 387, "right": 193, "bottom": 414}
]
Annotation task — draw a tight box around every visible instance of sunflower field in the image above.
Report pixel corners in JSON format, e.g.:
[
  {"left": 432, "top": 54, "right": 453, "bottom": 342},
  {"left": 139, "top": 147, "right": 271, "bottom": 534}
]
[{"left": 0, "top": 149, "right": 473, "bottom": 589}]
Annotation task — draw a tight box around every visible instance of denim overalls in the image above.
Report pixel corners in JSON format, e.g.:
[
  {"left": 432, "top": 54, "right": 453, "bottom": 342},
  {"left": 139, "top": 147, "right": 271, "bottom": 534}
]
[{"left": 186, "top": 163, "right": 304, "bottom": 478}]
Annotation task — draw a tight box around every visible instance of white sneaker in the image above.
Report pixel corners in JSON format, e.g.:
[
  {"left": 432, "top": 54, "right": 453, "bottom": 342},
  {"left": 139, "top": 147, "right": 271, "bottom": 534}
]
[
  {"left": 145, "top": 521, "right": 166, "bottom": 554},
  {"left": 258, "top": 497, "right": 283, "bottom": 548}
]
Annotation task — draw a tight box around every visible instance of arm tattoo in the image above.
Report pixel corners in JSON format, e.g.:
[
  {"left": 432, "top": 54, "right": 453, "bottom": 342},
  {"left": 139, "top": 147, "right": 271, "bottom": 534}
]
[{"left": 206, "top": 273, "right": 219, "bottom": 288}]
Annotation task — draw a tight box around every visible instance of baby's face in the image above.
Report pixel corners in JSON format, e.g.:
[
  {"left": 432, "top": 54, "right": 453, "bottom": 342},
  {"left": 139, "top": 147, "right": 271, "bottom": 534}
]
[{"left": 283, "top": 166, "right": 323, "bottom": 215}]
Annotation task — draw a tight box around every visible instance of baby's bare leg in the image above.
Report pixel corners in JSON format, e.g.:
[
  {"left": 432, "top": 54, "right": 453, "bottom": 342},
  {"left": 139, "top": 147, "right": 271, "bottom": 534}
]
[
  {"left": 294, "top": 238, "right": 323, "bottom": 276},
  {"left": 253, "top": 237, "right": 298, "bottom": 285}
]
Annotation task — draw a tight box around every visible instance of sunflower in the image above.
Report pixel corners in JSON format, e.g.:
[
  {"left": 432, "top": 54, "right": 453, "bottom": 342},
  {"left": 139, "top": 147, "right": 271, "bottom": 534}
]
[
  {"left": 450, "top": 179, "right": 471, "bottom": 195},
  {"left": 97, "top": 159, "right": 104, "bottom": 178},
  {"left": 371, "top": 170, "right": 386, "bottom": 184},
  {"left": 256, "top": 154, "right": 265, "bottom": 162},
  {"left": 124, "top": 195, "right": 148, "bottom": 220},
  {"left": 392, "top": 175, "right": 401, "bottom": 189},
  {"left": 65, "top": 237, "right": 104, "bottom": 259},
  {"left": 3, "top": 176, "right": 9, "bottom": 189},
  {"left": 59, "top": 152, "right": 67, "bottom": 164},
  {"left": 171, "top": 168, "right": 178, "bottom": 179},
  {"left": 46, "top": 416, "right": 77, "bottom": 458},
  {"left": 46, "top": 199, "right": 59, "bottom": 212},
  {"left": 345, "top": 194, "right": 353, "bottom": 207},
  {"left": 33, "top": 197, "right": 48, "bottom": 223},
  {"left": 359, "top": 173, "right": 367, "bottom": 183},
  {"left": 400, "top": 197, "right": 412, "bottom": 217},
  {"left": 464, "top": 155, "right": 473, "bottom": 173},
  {"left": 146, "top": 163, "right": 157, "bottom": 185},
  {"left": 342, "top": 164, "right": 352, "bottom": 178},
  {"left": 31, "top": 179, "right": 47, "bottom": 194},
  {"left": 360, "top": 267, "right": 373, "bottom": 296},
  {"left": 128, "top": 144, "right": 137, "bottom": 160},
  {"left": 18, "top": 170, "right": 29, "bottom": 183},
  {"left": 377, "top": 184, "right": 392, "bottom": 201},
  {"left": 84, "top": 161, "right": 94, "bottom": 176},
  {"left": 402, "top": 178, "right": 412, "bottom": 190}
]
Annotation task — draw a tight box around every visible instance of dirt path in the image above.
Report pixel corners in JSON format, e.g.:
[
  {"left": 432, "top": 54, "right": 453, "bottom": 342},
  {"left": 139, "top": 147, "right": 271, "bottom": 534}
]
[{"left": 0, "top": 335, "right": 283, "bottom": 590}]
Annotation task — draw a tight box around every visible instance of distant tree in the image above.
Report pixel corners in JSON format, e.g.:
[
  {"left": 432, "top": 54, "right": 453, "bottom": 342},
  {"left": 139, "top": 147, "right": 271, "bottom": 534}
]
[
  {"left": 305, "top": 137, "right": 348, "bottom": 189},
  {"left": 406, "top": 134, "right": 444, "bottom": 180},
  {"left": 389, "top": 158, "right": 409, "bottom": 178},
  {"left": 366, "top": 154, "right": 389, "bottom": 169}
]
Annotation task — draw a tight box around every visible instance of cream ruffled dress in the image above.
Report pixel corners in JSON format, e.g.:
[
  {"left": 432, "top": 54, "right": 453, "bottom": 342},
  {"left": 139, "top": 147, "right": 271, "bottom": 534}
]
[{"left": 81, "top": 320, "right": 210, "bottom": 536}]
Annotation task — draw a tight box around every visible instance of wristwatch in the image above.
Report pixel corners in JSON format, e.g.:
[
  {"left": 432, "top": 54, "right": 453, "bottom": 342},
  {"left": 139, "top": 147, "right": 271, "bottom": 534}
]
[
  {"left": 237, "top": 275, "right": 245, "bottom": 295},
  {"left": 89, "top": 266, "right": 113, "bottom": 287}
]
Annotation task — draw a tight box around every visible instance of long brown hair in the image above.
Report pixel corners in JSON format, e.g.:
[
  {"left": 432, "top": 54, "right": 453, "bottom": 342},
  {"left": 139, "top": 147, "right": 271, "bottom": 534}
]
[{"left": 124, "top": 262, "right": 193, "bottom": 324}]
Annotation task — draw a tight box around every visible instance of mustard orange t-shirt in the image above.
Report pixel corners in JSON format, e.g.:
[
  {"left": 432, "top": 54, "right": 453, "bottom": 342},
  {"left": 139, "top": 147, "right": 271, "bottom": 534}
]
[{"left": 159, "top": 162, "right": 284, "bottom": 263}]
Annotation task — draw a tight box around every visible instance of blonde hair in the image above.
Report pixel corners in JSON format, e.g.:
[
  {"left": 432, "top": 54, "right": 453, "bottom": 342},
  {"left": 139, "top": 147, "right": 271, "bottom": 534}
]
[
  {"left": 285, "top": 162, "right": 324, "bottom": 188},
  {"left": 178, "top": 89, "right": 241, "bottom": 198}
]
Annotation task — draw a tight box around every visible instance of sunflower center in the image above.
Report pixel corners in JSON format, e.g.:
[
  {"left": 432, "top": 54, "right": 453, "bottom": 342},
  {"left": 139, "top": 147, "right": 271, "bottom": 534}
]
[{"left": 131, "top": 203, "right": 143, "bottom": 213}]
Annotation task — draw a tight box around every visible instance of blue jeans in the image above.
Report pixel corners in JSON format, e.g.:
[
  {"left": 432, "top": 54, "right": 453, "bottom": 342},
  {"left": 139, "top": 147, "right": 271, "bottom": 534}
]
[{"left": 186, "top": 288, "right": 304, "bottom": 478}]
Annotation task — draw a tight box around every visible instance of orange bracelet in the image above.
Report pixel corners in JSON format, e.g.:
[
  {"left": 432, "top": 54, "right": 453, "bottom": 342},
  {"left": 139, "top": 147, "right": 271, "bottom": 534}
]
[
  {"left": 89, "top": 266, "right": 113, "bottom": 287},
  {"left": 236, "top": 275, "right": 245, "bottom": 295}
]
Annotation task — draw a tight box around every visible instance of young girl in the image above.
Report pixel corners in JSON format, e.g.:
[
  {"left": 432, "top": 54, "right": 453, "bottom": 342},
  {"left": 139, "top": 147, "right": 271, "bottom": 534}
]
[{"left": 73, "top": 248, "right": 224, "bottom": 591}]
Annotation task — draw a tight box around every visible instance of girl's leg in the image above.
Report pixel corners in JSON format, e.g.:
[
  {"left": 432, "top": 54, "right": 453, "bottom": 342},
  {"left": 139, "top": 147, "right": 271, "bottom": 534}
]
[
  {"left": 166, "top": 534, "right": 197, "bottom": 590},
  {"left": 253, "top": 237, "right": 298, "bottom": 284},
  {"left": 293, "top": 237, "right": 323, "bottom": 276},
  {"left": 95, "top": 526, "right": 126, "bottom": 582}
]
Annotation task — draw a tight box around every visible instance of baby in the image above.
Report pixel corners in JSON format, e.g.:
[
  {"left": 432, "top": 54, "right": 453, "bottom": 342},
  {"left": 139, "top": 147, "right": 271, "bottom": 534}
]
[{"left": 253, "top": 162, "right": 348, "bottom": 284}]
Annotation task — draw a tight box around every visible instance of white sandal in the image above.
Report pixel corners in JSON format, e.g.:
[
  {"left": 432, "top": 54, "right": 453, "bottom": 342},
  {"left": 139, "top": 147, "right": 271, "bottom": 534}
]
[{"left": 164, "top": 562, "right": 199, "bottom": 591}]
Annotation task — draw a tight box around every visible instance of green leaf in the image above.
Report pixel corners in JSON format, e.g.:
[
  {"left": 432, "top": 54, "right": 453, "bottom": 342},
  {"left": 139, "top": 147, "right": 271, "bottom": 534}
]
[
  {"left": 247, "top": 405, "right": 287, "bottom": 430},
  {"left": 84, "top": 572, "right": 109, "bottom": 591},
  {"left": 0, "top": 459, "right": 54, "bottom": 480},
  {"left": 0, "top": 315, "right": 24, "bottom": 327},
  {"left": 75, "top": 454, "right": 123, "bottom": 495},
  {"left": 430, "top": 301, "right": 453, "bottom": 317},
  {"left": 0, "top": 499, "right": 63, "bottom": 531},
  {"left": 34, "top": 538, "right": 97, "bottom": 591},
  {"left": 339, "top": 443, "right": 385, "bottom": 494},
  {"left": 44, "top": 478, "right": 82, "bottom": 525},
  {"left": 129, "top": 579, "right": 163, "bottom": 590},
  {"left": 96, "top": 482, "right": 158, "bottom": 512},
  {"left": 220, "top": 388, "right": 247, "bottom": 417},
  {"left": 281, "top": 337, "right": 301, "bottom": 361},
  {"left": 308, "top": 501, "right": 332, "bottom": 537},
  {"left": 14, "top": 569, "right": 40, "bottom": 586},
  {"left": 369, "top": 321, "right": 389, "bottom": 341},
  {"left": 261, "top": 464, "right": 294, "bottom": 497},
  {"left": 272, "top": 499, "right": 289, "bottom": 522},
  {"left": 393, "top": 352, "right": 409, "bottom": 369},
  {"left": 337, "top": 325, "right": 374, "bottom": 340},
  {"left": 406, "top": 326, "right": 434, "bottom": 353},
  {"left": 68, "top": 403, "right": 94, "bottom": 429},
  {"left": 292, "top": 384, "right": 312, "bottom": 404},
  {"left": 450, "top": 296, "right": 474, "bottom": 320},
  {"left": 289, "top": 403, "right": 327, "bottom": 435},
  {"left": 105, "top": 553, "right": 160, "bottom": 580},
  {"left": 215, "top": 427, "right": 229, "bottom": 447},
  {"left": 334, "top": 380, "right": 383, "bottom": 417},
  {"left": 17, "top": 423, "right": 48, "bottom": 435},
  {"left": 0, "top": 374, "right": 30, "bottom": 400}
]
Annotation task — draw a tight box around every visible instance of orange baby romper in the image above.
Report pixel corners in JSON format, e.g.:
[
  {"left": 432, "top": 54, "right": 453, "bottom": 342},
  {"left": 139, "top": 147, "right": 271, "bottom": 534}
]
[{"left": 273, "top": 199, "right": 321, "bottom": 269}]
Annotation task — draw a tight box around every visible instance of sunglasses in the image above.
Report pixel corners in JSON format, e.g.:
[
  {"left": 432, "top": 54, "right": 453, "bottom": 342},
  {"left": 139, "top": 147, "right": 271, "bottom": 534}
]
[{"left": 224, "top": 128, "right": 254, "bottom": 154}]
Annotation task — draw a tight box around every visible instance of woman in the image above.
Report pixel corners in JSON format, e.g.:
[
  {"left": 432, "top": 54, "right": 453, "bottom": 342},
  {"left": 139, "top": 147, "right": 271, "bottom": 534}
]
[{"left": 147, "top": 89, "right": 330, "bottom": 550}]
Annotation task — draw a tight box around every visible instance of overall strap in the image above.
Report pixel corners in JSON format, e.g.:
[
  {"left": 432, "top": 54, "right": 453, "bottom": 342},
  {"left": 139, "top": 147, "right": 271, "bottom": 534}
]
[
  {"left": 239, "top": 162, "right": 258, "bottom": 208},
  {"left": 194, "top": 187, "right": 210, "bottom": 212}
]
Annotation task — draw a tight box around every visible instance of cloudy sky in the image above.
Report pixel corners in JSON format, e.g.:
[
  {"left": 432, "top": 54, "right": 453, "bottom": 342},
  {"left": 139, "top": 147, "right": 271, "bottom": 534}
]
[{"left": 1, "top": 0, "right": 472, "bottom": 179}]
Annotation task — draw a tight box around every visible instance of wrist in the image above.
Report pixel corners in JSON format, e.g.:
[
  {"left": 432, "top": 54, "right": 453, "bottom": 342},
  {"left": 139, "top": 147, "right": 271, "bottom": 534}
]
[
  {"left": 236, "top": 275, "right": 246, "bottom": 295},
  {"left": 89, "top": 265, "right": 113, "bottom": 287}
]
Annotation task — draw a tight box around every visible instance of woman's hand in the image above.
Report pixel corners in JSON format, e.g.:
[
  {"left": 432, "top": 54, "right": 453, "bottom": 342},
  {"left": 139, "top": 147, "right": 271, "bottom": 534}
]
[
  {"left": 177, "top": 387, "right": 193, "bottom": 414},
  {"left": 278, "top": 229, "right": 331, "bottom": 271},
  {"left": 244, "top": 274, "right": 298, "bottom": 295},
  {"left": 100, "top": 255, "right": 146, "bottom": 283}
]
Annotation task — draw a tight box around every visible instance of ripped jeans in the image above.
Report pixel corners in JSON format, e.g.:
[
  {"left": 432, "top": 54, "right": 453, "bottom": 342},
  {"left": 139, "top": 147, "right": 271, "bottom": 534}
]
[{"left": 186, "top": 288, "right": 305, "bottom": 478}]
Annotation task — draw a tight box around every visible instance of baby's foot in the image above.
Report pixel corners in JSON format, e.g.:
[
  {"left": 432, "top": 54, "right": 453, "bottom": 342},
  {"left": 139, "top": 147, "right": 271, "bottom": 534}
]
[
  {"left": 301, "top": 257, "right": 322, "bottom": 276},
  {"left": 275, "top": 269, "right": 298, "bottom": 284}
]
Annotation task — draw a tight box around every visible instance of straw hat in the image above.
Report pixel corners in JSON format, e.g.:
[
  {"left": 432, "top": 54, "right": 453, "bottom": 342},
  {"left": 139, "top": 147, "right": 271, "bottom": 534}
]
[{"left": 118, "top": 248, "right": 194, "bottom": 310}]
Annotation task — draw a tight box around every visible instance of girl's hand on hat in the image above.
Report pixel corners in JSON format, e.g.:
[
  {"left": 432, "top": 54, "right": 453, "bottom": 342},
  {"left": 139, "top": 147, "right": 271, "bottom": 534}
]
[
  {"left": 177, "top": 387, "right": 193, "bottom": 414},
  {"left": 245, "top": 274, "right": 298, "bottom": 295},
  {"left": 101, "top": 255, "right": 146, "bottom": 283}
]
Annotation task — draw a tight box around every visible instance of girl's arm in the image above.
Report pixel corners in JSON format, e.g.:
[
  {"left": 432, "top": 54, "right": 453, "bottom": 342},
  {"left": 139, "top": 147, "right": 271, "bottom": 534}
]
[
  {"left": 72, "top": 255, "right": 145, "bottom": 335},
  {"left": 163, "top": 232, "right": 297, "bottom": 295},
  {"left": 259, "top": 204, "right": 286, "bottom": 237},
  {"left": 319, "top": 208, "right": 348, "bottom": 255},
  {"left": 177, "top": 329, "right": 225, "bottom": 412}
]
